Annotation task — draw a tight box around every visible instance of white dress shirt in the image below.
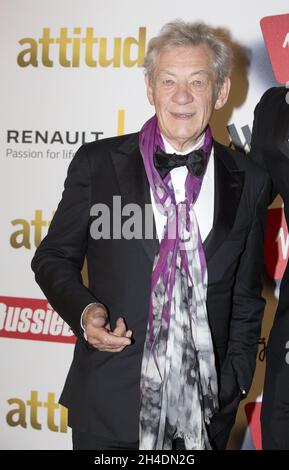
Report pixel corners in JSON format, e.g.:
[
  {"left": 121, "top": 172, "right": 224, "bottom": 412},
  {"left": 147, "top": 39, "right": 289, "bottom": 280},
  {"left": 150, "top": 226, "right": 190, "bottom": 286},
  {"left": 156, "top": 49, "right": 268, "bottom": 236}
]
[{"left": 151, "top": 134, "right": 215, "bottom": 242}]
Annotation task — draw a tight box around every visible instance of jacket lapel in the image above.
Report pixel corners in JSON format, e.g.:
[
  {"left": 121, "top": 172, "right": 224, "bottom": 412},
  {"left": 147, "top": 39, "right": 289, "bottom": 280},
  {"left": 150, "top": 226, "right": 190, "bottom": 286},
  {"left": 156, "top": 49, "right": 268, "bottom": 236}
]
[
  {"left": 204, "top": 142, "right": 245, "bottom": 262},
  {"left": 110, "top": 133, "right": 158, "bottom": 264}
]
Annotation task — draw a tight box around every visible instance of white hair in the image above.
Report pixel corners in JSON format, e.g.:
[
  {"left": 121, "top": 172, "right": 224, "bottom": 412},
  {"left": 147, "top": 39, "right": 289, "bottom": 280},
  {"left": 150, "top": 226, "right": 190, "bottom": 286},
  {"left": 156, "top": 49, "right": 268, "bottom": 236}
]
[{"left": 144, "top": 20, "right": 233, "bottom": 92}]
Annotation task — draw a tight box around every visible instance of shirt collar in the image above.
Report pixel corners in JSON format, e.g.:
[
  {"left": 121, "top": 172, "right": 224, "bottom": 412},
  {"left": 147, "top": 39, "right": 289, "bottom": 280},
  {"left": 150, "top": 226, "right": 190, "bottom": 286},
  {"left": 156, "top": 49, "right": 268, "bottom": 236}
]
[{"left": 161, "top": 133, "right": 205, "bottom": 155}]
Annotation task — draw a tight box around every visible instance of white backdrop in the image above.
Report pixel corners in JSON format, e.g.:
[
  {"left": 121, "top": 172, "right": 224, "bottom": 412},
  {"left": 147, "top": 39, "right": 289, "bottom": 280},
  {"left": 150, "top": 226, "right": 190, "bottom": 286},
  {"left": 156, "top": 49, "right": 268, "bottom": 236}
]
[{"left": 1, "top": 0, "right": 288, "bottom": 450}]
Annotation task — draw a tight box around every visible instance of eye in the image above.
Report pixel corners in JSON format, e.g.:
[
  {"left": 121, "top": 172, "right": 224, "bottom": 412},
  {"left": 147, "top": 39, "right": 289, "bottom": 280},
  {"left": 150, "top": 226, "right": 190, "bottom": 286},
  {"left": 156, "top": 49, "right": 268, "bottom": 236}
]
[
  {"left": 191, "top": 76, "right": 209, "bottom": 89},
  {"left": 162, "top": 79, "right": 175, "bottom": 86},
  {"left": 192, "top": 79, "right": 204, "bottom": 87}
]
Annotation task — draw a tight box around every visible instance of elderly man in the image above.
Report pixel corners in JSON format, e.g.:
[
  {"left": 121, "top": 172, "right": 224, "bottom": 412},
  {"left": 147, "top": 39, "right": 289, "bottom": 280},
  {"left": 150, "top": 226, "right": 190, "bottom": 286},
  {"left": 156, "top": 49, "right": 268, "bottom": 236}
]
[{"left": 32, "top": 20, "right": 270, "bottom": 450}]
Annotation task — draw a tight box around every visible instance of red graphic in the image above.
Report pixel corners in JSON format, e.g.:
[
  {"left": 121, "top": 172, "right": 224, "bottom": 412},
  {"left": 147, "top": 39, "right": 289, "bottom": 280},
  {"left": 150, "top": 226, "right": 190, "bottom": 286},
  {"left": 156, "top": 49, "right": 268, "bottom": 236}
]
[
  {"left": 260, "top": 13, "right": 289, "bottom": 84},
  {"left": 0, "top": 296, "right": 75, "bottom": 344},
  {"left": 245, "top": 402, "right": 262, "bottom": 450},
  {"left": 264, "top": 207, "right": 289, "bottom": 280}
]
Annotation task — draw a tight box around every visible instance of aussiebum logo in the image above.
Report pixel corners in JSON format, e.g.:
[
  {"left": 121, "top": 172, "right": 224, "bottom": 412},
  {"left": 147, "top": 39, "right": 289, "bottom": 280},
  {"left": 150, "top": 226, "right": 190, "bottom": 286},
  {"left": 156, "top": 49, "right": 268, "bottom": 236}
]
[
  {"left": 0, "top": 296, "right": 75, "bottom": 343},
  {"left": 17, "top": 27, "right": 146, "bottom": 68},
  {"left": 6, "top": 391, "right": 68, "bottom": 433}
]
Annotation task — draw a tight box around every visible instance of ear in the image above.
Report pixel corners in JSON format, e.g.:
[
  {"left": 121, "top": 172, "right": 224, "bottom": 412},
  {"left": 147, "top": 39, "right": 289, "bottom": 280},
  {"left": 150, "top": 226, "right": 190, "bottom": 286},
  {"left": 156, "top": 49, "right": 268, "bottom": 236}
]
[
  {"left": 145, "top": 73, "right": 155, "bottom": 106},
  {"left": 214, "top": 77, "right": 231, "bottom": 110}
]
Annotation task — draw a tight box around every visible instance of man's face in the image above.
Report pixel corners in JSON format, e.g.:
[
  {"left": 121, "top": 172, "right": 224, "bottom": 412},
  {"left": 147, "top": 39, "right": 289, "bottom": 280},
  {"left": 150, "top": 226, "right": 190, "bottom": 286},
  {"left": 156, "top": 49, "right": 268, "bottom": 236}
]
[{"left": 146, "top": 44, "right": 230, "bottom": 151}]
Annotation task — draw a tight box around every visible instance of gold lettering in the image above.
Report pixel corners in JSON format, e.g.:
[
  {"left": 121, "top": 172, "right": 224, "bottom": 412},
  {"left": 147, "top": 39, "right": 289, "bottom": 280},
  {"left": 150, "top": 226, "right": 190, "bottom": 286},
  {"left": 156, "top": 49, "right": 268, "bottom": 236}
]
[
  {"left": 83, "top": 27, "right": 98, "bottom": 67},
  {"left": 72, "top": 27, "right": 81, "bottom": 67},
  {"left": 17, "top": 27, "right": 147, "bottom": 68},
  {"left": 123, "top": 27, "right": 146, "bottom": 67},
  {"left": 60, "top": 405, "right": 68, "bottom": 433},
  {"left": 27, "top": 390, "right": 42, "bottom": 430},
  {"left": 56, "top": 28, "right": 72, "bottom": 67},
  {"left": 117, "top": 109, "right": 125, "bottom": 136},
  {"left": 31, "top": 210, "right": 47, "bottom": 248},
  {"left": 6, "top": 392, "right": 68, "bottom": 433},
  {"left": 44, "top": 392, "right": 59, "bottom": 432},
  {"left": 99, "top": 37, "right": 121, "bottom": 67},
  {"left": 10, "top": 219, "right": 31, "bottom": 249},
  {"left": 17, "top": 38, "right": 38, "bottom": 67},
  {"left": 7, "top": 398, "right": 27, "bottom": 428},
  {"left": 39, "top": 28, "right": 54, "bottom": 67}
]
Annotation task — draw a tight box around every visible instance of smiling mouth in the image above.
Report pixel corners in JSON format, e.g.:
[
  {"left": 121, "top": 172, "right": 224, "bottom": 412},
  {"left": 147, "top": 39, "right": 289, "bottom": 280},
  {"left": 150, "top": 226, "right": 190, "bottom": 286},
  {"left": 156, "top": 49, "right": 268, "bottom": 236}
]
[{"left": 171, "top": 112, "right": 195, "bottom": 119}]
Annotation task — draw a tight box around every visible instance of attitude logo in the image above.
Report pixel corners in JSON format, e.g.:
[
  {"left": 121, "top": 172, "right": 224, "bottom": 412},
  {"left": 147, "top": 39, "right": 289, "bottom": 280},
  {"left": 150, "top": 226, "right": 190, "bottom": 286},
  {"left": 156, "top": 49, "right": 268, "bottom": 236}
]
[
  {"left": 17, "top": 27, "right": 146, "bottom": 68},
  {"left": 10, "top": 210, "right": 54, "bottom": 249},
  {"left": 6, "top": 390, "right": 67, "bottom": 433}
]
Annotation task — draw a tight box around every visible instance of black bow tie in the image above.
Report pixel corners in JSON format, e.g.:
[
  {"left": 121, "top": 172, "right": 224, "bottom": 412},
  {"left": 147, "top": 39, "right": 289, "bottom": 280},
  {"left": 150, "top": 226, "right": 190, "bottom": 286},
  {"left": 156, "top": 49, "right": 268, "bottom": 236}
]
[{"left": 153, "top": 146, "right": 206, "bottom": 179}]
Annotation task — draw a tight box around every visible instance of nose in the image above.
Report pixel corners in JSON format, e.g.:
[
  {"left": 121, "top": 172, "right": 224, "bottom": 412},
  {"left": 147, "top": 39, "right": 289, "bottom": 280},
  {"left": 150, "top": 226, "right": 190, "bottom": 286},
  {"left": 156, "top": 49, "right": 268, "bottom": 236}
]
[{"left": 172, "top": 82, "right": 194, "bottom": 105}]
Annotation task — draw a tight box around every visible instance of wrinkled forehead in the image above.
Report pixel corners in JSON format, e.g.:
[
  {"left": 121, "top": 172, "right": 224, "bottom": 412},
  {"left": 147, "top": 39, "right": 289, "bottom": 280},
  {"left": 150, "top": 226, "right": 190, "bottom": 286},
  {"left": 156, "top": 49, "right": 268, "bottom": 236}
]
[{"left": 154, "top": 44, "right": 216, "bottom": 76}]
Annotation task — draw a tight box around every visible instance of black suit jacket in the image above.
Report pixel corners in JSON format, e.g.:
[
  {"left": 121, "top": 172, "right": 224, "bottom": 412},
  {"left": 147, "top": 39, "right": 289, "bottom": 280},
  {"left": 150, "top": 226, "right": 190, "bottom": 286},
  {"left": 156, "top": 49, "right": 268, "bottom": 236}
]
[
  {"left": 250, "top": 86, "right": 289, "bottom": 449},
  {"left": 32, "top": 133, "right": 270, "bottom": 447}
]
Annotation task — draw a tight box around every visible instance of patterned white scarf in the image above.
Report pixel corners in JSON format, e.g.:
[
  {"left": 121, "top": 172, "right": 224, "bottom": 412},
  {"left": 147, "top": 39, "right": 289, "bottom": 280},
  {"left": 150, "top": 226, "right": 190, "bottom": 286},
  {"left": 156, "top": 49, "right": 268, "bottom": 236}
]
[{"left": 139, "top": 115, "right": 219, "bottom": 450}]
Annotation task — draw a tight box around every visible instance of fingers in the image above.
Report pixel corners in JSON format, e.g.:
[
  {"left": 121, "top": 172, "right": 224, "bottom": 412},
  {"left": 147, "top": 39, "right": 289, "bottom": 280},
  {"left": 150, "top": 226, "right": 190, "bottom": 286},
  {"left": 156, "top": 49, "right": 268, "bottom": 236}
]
[
  {"left": 92, "top": 329, "right": 132, "bottom": 352},
  {"left": 113, "top": 317, "right": 128, "bottom": 336},
  {"left": 85, "top": 310, "right": 132, "bottom": 352},
  {"left": 113, "top": 318, "right": 133, "bottom": 339}
]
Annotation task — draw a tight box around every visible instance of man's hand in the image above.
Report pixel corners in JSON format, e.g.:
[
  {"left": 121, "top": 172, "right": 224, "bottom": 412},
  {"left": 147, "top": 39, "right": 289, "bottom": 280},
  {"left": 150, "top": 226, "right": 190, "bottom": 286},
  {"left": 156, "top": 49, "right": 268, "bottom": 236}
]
[{"left": 82, "top": 303, "right": 132, "bottom": 352}]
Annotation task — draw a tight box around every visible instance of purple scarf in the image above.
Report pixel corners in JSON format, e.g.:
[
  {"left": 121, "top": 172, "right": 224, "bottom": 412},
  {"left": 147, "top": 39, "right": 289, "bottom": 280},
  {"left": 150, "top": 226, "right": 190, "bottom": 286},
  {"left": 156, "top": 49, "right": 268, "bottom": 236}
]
[{"left": 139, "top": 115, "right": 218, "bottom": 450}]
